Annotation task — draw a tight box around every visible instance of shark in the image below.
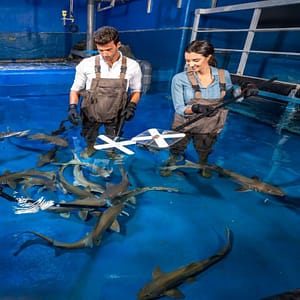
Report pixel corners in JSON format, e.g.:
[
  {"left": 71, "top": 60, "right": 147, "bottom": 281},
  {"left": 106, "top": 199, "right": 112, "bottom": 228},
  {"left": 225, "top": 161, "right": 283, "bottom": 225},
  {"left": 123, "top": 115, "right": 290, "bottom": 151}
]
[
  {"left": 98, "top": 164, "right": 130, "bottom": 201},
  {"left": 137, "top": 227, "right": 232, "bottom": 300},
  {"left": 72, "top": 164, "right": 105, "bottom": 194},
  {"left": 27, "top": 133, "right": 69, "bottom": 147},
  {"left": 16, "top": 203, "right": 124, "bottom": 250},
  {"left": 53, "top": 150, "right": 112, "bottom": 178},
  {"left": 0, "top": 129, "right": 30, "bottom": 139},
  {"left": 160, "top": 160, "right": 285, "bottom": 197},
  {"left": 0, "top": 168, "right": 56, "bottom": 189}
]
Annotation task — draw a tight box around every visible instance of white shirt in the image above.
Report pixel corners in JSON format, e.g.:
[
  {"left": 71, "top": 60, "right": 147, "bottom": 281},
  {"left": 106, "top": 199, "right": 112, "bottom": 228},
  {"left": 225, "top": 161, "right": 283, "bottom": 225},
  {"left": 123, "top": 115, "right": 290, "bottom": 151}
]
[{"left": 70, "top": 52, "right": 142, "bottom": 92}]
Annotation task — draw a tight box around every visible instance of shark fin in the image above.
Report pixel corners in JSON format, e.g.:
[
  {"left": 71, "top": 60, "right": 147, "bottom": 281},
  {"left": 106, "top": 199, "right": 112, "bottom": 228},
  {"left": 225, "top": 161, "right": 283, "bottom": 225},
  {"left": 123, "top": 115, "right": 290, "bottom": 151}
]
[
  {"left": 164, "top": 288, "right": 185, "bottom": 298},
  {"left": 251, "top": 175, "right": 260, "bottom": 181},
  {"left": 152, "top": 267, "right": 164, "bottom": 279},
  {"left": 78, "top": 210, "right": 89, "bottom": 221},
  {"left": 110, "top": 220, "right": 120, "bottom": 233}
]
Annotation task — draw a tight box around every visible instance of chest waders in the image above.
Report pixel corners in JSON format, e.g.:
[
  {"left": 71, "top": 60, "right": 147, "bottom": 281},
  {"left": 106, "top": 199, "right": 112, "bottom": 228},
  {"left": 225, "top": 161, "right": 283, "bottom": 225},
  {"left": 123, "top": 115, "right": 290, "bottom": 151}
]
[
  {"left": 167, "top": 69, "right": 228, "bottom": 176},
  {"left": 171, "top": 69, "right": 227, "bottom": 134},
  {"left": 79, "top": 56, "right": 129, "bottom": 144},
  {"left": 80, "top": 55, "right": 128, "bottom": 123}
]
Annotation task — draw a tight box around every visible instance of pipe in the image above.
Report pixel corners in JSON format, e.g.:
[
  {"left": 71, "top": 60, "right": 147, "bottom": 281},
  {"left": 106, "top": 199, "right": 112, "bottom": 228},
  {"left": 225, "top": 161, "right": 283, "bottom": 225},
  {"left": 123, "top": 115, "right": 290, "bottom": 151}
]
[{"left": 86, "top": 0, "right": 95, "bottom": 53}]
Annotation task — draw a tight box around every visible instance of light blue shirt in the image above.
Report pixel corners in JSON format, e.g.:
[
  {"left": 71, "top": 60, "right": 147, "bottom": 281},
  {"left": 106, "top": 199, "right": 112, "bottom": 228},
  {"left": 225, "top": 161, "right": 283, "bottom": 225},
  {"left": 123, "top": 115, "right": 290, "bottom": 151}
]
[{"left": 171, "top": 67, "right": 233, "bottom": 116}]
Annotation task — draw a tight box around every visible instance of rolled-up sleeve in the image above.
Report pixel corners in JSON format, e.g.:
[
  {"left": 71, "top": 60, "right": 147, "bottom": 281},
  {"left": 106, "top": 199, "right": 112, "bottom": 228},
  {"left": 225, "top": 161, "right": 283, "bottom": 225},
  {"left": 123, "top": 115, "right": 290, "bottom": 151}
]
[
  {"left": 128, "top": 60, "right": 142, "bottom": 92},
  {"left": 70, "top": 61, "right": 87, "bottom": 91}
]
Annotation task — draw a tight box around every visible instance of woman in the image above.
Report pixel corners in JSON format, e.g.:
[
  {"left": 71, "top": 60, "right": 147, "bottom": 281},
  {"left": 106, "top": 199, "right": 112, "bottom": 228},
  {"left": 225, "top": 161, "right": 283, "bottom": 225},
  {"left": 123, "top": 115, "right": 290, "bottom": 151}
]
[{"left": 167, "top": 40, "right": 234, "bottom": 178}]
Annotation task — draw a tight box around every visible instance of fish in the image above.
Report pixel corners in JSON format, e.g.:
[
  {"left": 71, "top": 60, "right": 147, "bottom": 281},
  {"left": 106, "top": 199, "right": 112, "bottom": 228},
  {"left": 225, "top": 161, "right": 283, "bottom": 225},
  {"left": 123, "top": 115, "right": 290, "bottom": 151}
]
[
  {"left": 17, "top": 203, "right": 124, "bottom": 250},
  {"left": 0, "top": 168, "right": 56, "bottom": 189},
  {"left": 53, "top": 150, "right": 112, "bottom": 178},
  {"left": 109, "top": 186, "right": 180, "bottom": 206},
  {"left": 99, "top": 164, "right": 130, "bottom": 201},
  {"left": 73, "top": 164, "right": 105, "bottom": 194},
  {"left": 37, "top": 146, "right": 58, "bottom": 167},
  {"left": 0, "top": 129, "right": 30, "bottom": 139},
  {"left": 211, "top": 164, "right": 285, "bottom": 197},
  {"left": 160, "top": 160, "right": 285, "bottom": 197},
  {"left": 137, "top": 227, "right": 232, "bottom": 300},
  {"left": 57, "top": 164, "right": 96, "bottom": 198},
  {"left": 27, "top": 133, "right": 69, "bottom": 147}
]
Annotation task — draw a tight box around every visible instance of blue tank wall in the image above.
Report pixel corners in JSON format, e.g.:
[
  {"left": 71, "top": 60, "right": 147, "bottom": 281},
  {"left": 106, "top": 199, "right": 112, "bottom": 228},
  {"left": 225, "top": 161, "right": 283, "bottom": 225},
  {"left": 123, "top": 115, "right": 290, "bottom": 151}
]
[{"left": 0, "top": 0, "right": 299, "bottom": 85}]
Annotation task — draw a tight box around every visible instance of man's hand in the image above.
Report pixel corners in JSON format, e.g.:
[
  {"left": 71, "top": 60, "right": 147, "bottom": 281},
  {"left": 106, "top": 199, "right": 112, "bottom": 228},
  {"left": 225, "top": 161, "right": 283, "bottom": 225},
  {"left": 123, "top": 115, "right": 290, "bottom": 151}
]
[
  {"left": 68, "top": 104, "right": 80, "bottom": 125},
  {"left": 122, "top": 102, "right": 136, "bottom": 121}
]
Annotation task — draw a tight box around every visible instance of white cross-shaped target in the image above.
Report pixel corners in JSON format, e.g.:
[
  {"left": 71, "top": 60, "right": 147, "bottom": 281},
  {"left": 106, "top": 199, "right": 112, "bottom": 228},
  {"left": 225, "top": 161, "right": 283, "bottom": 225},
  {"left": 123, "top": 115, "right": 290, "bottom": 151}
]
[
  {"left": 93, "top": 129, "right": 185, "bottom": 155},
  {"left": 132, "top": 128, "right": 185, "bottom": 148}
]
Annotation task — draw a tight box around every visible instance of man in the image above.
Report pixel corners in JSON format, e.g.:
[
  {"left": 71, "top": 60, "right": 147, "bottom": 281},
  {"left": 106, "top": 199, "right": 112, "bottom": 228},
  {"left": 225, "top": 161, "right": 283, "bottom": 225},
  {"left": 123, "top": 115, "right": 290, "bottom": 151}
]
[{"left": 68, "top": 26, "right": 142, "bottom": 158}]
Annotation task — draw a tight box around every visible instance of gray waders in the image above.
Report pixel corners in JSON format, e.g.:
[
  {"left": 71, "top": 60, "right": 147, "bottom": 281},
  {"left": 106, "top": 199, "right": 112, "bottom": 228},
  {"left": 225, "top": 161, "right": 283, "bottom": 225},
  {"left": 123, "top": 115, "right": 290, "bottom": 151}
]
[{"left": 170, "top": 69, "right": 228, "bottom": 173}]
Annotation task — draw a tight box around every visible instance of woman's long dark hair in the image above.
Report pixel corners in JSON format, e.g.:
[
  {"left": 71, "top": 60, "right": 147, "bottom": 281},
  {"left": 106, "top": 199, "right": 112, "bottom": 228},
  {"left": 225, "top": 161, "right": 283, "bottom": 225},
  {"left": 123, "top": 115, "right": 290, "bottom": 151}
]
[{"left": 185, "top": 40, "right": 217, "bottom": 67}]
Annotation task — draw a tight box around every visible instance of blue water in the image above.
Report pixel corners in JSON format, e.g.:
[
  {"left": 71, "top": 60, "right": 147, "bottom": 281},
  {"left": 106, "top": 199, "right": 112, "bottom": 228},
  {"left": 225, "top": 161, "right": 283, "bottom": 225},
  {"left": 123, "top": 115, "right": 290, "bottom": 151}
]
[{"left": 0, "top": 84, "right": 300, "bottom": 300}]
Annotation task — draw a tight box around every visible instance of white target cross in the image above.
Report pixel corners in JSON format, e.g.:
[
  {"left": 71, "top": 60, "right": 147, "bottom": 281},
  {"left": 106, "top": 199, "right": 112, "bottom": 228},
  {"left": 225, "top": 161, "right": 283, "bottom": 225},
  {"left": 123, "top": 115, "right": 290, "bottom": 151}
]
[{"left": 94, "top": 128, "right": 185, "bottom": 155}]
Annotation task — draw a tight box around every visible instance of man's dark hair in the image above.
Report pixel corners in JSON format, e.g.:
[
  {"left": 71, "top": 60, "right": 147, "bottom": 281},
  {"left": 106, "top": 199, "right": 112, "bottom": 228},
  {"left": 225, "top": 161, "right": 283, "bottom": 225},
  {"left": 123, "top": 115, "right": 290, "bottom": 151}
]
[{"left": 93, "top": 26, "right": 120, "bottom": 45}]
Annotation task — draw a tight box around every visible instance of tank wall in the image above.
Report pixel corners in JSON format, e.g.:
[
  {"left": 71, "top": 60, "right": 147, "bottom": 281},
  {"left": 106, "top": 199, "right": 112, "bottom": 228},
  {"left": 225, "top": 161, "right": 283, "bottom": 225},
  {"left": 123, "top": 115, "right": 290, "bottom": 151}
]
[{"left": 0, "top": 0, "right": 299, "bottom": 84}]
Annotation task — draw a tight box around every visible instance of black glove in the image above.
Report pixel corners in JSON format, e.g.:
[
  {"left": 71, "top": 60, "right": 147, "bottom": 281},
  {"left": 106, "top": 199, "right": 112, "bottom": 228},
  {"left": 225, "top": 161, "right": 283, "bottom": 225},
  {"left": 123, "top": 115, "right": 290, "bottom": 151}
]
[
  {"left": 191, "top": 104, "right": 215, "bottom": 115},
  {"left": 122, "top": 102, "right": 136, "bottom": 121},
  {"left": 68, "top": 104, "right": 80, "bottom": 125},
  {"left": 241, "top": 82, "right": 259, "bottom": 98}
]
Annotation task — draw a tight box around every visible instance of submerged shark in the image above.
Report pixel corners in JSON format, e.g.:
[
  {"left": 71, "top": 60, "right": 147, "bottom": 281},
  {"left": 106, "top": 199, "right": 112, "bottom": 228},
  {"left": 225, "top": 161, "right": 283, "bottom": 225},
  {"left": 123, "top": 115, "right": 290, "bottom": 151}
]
[
  {"left": 17, "top": 203, "right": 124, "bottom": 250},
  {"left": 137, "top": 227, "right": 232, "bottom": 300},
  {"left": 160, "top": 160, "right": 285, "bottom": 197},
  {"left": 0, "top": 129, "right": 30, "bottom": 139},
  {"left": 27, "top": 133, "right": 69, "bottom": 147}
]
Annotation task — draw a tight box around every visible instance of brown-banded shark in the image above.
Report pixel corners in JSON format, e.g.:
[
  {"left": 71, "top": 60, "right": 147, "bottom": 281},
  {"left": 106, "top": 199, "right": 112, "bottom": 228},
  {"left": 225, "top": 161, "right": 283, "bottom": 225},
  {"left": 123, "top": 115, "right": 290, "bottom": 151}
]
[
  {"left": 16, "top": 203, "right": 124, "bottom": 250},
  {"left": 160, "top": 160, "right": 285, "bottom": 197},
  {"left": 137, "top": 227, "right": 232, "bottom": 300}
]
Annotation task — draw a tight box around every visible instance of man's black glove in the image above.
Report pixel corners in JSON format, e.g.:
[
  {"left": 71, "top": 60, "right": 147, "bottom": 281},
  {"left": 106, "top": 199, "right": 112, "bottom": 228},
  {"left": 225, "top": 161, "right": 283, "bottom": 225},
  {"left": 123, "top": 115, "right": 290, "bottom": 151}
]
[
  {"left": 122, "top": 102, "right": 136, "bottom": 121},
  {"left": 191, "top": 104, "right": 215, "bottom": 115},
  {"left": 241, "top": 82, "right": 259, "bottom": 98},
  {"left": 68, "top": 104, "right": 80, "bottom": 125}
]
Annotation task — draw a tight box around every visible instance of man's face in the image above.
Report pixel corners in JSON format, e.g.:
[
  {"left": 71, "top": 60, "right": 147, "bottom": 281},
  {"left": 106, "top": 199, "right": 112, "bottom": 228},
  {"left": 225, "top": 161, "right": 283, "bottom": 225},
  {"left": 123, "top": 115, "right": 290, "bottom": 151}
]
[
  {"left": 184, "top": 52, "right": 211, "bottom": 72},
  {"left": 96, "top": 40, "right": 121, "bottom": 65}
]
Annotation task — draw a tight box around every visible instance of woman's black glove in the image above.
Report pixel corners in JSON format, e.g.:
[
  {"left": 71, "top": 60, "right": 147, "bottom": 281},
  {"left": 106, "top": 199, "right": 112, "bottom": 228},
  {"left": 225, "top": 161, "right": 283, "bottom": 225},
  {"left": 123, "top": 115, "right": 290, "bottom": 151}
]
[
  {"left": 122, "top": 102, "right": 136, "bottom": 121},
  {"left": 68, "top": 104, "right": 80, "bottom": 125},
  {"left": 191, "top": 104, "right": 215, "bottom": 114}
]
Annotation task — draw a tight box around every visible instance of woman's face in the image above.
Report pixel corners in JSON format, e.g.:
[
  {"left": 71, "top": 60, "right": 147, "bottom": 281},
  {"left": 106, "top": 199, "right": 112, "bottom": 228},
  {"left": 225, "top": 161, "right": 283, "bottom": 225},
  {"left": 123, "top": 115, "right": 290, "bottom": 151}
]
[{"left": 184, "top": 52, "right": 211, "bottom": 72}]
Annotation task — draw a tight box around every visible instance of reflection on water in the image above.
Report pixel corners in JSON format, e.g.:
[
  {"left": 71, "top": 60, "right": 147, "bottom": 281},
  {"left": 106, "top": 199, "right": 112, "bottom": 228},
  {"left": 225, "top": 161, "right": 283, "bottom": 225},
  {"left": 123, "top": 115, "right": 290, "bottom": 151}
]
[{"left": 0, "top": 89, "right": 300, "bottom": 300}]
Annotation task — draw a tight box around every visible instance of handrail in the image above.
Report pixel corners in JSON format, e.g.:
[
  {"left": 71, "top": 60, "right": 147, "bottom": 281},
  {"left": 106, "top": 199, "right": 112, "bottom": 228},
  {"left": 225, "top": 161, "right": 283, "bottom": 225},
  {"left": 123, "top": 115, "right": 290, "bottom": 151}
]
[{"left": 191, "top": 0, "right": 300, "bottom": 76}]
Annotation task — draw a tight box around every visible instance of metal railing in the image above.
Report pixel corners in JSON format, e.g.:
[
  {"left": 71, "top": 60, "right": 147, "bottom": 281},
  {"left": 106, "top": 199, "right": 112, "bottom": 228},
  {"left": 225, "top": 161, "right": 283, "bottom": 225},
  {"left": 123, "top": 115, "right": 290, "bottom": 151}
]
[{"left": 191, "top": 0, "right": 300, "bottom": 76}]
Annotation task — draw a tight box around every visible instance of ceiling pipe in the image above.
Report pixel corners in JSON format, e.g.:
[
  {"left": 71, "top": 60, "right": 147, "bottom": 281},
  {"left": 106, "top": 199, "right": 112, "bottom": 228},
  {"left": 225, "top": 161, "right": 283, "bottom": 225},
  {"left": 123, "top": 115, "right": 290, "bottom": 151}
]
[{"left": 86, "top": 0, "right": 95, "bottom": 53}]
